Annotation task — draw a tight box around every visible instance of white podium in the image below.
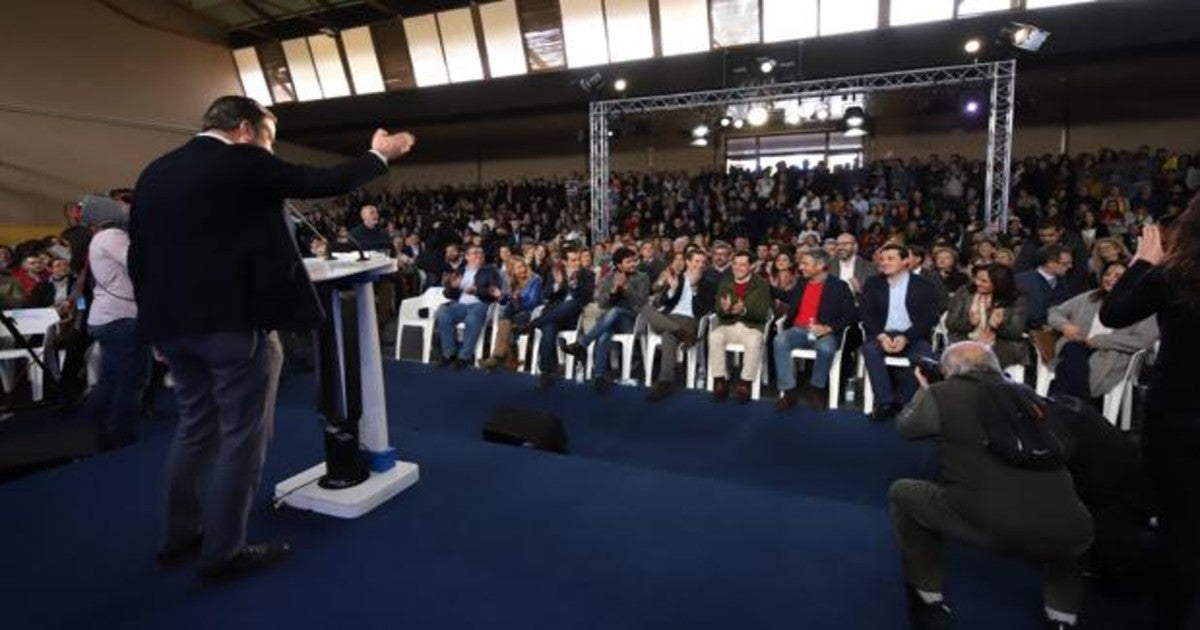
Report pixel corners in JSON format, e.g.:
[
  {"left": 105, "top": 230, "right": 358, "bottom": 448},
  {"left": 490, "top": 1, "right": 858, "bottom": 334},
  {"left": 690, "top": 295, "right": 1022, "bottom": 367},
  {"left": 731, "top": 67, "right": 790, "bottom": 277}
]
[{"left": 273, "top": 252, "right": 419, "bottom": 518}]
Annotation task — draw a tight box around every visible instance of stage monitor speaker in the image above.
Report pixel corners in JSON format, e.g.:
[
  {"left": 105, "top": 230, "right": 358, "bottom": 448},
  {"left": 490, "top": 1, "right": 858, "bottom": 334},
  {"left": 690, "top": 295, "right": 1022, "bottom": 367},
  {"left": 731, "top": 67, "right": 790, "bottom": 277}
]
[{"left": 483, "top": 407, "right": 568, "bottom": 454}]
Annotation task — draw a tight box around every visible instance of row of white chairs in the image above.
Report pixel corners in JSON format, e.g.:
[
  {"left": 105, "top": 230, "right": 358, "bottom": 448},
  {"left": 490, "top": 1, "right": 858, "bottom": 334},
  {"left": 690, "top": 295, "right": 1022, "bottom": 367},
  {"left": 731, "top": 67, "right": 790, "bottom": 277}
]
[{"left": 394, "top": 290, "right": 1151, "bottom": 426}]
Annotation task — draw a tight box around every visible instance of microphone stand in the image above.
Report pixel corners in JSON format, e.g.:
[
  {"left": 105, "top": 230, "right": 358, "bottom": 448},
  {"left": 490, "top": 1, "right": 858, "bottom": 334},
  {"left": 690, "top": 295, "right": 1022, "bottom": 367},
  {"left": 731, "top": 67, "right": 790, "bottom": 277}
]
[{"left": 286, "top": 201, "right": 369, "bottom": 262}]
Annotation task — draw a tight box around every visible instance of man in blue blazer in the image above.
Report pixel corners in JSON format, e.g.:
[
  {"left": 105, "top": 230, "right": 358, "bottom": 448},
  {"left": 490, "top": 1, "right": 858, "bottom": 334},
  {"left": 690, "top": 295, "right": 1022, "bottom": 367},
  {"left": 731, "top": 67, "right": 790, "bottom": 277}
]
[
  {"left": 1016, "top": 244, "right": 1078, "bottom": 330},
  {"left": 129, "top": 96, "right": 413, "bottom": 583},
  {"left": 860, "top": 244, "right": 939, "bottom": 420},
  {"left": 773, "top": 248, "right": 860, "bottom": 410},
  {"left": 434, "top": 245, "right": 504, "bottom": 369},
  {"left": 531, "top": 246, "right": 595, "bottom": 389}
]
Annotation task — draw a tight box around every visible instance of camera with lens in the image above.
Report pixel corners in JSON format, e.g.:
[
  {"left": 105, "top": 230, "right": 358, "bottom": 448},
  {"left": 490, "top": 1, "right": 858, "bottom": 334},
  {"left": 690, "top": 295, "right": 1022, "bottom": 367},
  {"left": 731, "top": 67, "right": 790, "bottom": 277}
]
[{"left": 915, "top": 356, "right": 944, "bottom": 384}]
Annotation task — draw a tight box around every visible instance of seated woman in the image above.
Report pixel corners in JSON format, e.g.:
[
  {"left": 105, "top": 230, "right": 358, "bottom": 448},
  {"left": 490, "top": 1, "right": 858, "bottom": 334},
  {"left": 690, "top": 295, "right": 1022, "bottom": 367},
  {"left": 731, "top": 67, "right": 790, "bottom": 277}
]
[
  {"left": 482, "top": 258, "right": 542, "bottom": 371},
  {"left": 944, "top": 262, "right": 1028, "bottom": 368},
  {"left": 1046, "top": 261, "right": 1158, "bottom": 403},
  {"left": 932, "top": 246, "right": 970, "bottom": 294},
  {"left": 1088, "top": 237, "right": 1131, "bottom": 286}
]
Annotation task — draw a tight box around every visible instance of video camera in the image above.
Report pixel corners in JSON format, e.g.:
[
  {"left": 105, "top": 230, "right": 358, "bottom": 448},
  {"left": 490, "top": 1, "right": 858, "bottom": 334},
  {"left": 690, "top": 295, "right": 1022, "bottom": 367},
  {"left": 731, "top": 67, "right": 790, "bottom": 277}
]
[{"left": 915, "top": 356, "right": 944, "bottom": 384}]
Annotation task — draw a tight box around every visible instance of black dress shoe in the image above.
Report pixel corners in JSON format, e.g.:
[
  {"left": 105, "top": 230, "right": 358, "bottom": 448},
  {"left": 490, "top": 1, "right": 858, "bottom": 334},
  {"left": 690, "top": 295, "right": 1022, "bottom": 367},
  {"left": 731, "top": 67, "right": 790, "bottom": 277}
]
[
  {"left": 439, "top": 355, "right": 456, "bottom": 368},
  {"left": 593, "top": 374, "right": 613, "bottom": 393},
  {"left": 537, "top": 372, "right": 556, "bottom": 390},
  {"left": 870, "top": 403, "right": 902, "bottom": 422},
  {"left": 452, "top": 358, "right": 470, "bottom": 371},
  {"left": 646, "top": 381, "right": 673, "bottom": 402},
  {"left": 802, "top": 386, "right": 828, "bottom": 409},
  {"left": 199, "top": 542, "right": 291, "bottom": 585},
  {"left": 559, "top": 339, "right": 587, "bottom": 362},
  {"left": 775, "top": 389, "right": 798, "bottom": 413},
  {"left": 905, "top": 585, "right": 952, "bottom": 630},
  {"left": 156, "top": 534, "right": 203, "bottom": 569}
]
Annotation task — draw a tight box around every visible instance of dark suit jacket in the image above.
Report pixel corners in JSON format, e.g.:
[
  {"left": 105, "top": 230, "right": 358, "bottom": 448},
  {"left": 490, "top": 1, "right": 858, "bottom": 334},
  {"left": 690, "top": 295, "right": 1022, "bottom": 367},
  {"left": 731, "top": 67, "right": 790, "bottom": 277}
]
[
  {"left": 129, "top": 136, "right": 388, "bottom": 341},
  {"left": 31, "top": 275, "right": 76, "bottom": 308},
  {"left": 860, "top": 272, "right": 939, "bottom": 342},
  {"left": 777, "top": 275, "right": 860, "bottom": 337},
  {"left": 657, "top": 275, "right": 716, "bottom": 319},
  {"left": 442, "top": 264, "right": 504, "bottom": 303},
  {"left": 542, "top": 268, "right": 595, "bottom": 306},
  {"left": 1016, "top": 269, "right": 1073, "bottom": 329}
]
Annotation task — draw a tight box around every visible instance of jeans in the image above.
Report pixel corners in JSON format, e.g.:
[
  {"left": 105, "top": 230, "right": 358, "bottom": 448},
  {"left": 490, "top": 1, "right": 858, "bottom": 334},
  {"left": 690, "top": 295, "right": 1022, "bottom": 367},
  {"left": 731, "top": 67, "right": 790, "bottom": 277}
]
[
  {"left": 86, "top": 318, "right": 150, "bottom": 444},
  {"left": 534, "top": 301, "right": 582, "bottom": 373},
  {"left": 434, "top": 301, "right": 489, "bottom": 361},
  {"left": 861, "top": 336, "right": 934, "bottom": 406},
  {"left": 773, "top": 327, "right": 839, "bottom": 391},
  {"left": 578, "top": 307, "right": 635, "bottom": 376}
]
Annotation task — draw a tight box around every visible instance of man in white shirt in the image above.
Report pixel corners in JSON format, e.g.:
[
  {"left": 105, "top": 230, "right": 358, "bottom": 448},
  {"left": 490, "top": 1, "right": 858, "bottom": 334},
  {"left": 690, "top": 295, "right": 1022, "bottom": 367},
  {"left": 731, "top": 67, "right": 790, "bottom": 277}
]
[
  {"left": 640, "top": 250, "right": 714, "bottom": 401},
  {"left": 834, "top": 233, "right": 874, "bottom": 294}
]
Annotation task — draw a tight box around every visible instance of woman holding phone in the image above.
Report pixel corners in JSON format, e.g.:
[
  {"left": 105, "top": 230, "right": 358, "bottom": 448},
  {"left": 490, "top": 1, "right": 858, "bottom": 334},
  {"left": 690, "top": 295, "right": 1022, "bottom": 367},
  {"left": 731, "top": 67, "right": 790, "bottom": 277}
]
[{"left": 1101, "top": 195, "right": 1200, "bottom": 630}]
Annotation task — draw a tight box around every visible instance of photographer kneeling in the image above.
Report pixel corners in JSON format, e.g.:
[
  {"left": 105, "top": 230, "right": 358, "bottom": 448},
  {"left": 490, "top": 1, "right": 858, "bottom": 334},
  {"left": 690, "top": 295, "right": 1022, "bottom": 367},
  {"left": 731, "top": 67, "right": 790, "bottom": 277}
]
[{"left": 889, "top": 342, "right": 1094, "bottom": 630}]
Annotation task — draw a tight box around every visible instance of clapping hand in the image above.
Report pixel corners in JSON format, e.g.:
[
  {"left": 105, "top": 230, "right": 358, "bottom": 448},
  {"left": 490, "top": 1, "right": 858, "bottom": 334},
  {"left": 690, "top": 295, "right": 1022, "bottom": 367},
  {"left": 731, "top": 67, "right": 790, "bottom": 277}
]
[
  {"left": 371, "top": 129, "right": 416, "bottom": 161},
  {"left": 988, "top": 307, "right": 1005, "bottom": 330},
  {"left": 1135, "top": 224, "right": 1165, "bottom": 265},
  {"left": 488, "top": 286, "right": 503, "bottom": 299}
]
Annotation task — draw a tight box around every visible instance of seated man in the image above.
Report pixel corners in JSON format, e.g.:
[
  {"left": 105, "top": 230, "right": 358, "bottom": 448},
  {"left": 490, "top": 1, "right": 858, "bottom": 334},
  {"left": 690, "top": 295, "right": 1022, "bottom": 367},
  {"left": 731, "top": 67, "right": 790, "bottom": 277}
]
[
  {"left": 562, "top": 247, "right": 649, "bottom": 392},
  {"left": 708, "top": 251, "right": 772, "bottom": 403},
  {"left": 772, "top": 248, "right": 859, "bottom": 411},
  {"left": 890, "top": 342, "right": 1093, "bottom": 630},
  {"left": 433, "top": 246, "right": 502, "bottom": 369},
  {"left": 531, "top": 246, "right": 595, "bottom": 389},
  {"left": 1016, "top": 244, "right": 1079, "bottom": 331},
  {"left": 641, "top": 248, "right": 715, "bottom": 402},
  {"left": 860, "top": 244, "right": 939, "bottom": 420}
]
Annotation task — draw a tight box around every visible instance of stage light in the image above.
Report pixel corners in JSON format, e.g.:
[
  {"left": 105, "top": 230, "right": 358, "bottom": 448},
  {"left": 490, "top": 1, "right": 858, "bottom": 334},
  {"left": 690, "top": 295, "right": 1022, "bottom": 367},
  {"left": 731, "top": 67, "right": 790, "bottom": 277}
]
[
  {"left": 690, "top": 137, "right": 709, "bottom": 147},
  {"left": 844, "top": 106, "right": 866, "bottom": 128},
  {"left": 613, "top": 78, "right": 628, "bottom": 92},
  {"left": 814, "top": 103, "right": 831, "bottom": 121},
  {"left": 746, "top": 106, "right": 769, "bottom": 127},
  {"left": 844, "top": 126, "right": 869, "bottom": 138},
  {"left": 1001, "top": 22, "right": 1050, "bottom": 53},
  {"left": 759, "top": 59, "right": 776, "bottom": 75},
  {"left": 784, "top": 107, "right": 802, "bottom": 126},
  {"left": 692, "top": 124, "right": 710, "bottom": 138},
  {"left": 963, "top": 100, "right": 981, "bottom": 115},
  {"left": 964, "top": 38, "right": 982, "bottom": 55},
  {"left": 719, "top": 116, "right": 732, "bottom": 128},
  {"left": 732, "top": 118, "right": 745, "bottom": 129}
]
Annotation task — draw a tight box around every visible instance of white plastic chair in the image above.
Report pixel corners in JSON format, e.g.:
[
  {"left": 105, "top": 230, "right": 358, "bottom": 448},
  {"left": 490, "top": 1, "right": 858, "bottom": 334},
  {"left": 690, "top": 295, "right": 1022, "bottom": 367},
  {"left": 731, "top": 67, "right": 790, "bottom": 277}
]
[
  {"left": 529, "top": 311, "right": 581, "bottom": 378},
  {"left": 775, "top": 317, "right": 849, "bottom": 411},
  {"left": 705, "top": 314, "right": 770, "bottom": 401},
  {"left": 641, "top": 315, "right": 705, "bottom": 389},
  {"left": 584, "top": 313, "right": 641, "bottom": 382},
  {"left": 394, "top": 287, "right": 449, "bottom": 362},
  {"left": 0, "top": 308, "right": 59, "bottom": 401},
  {"left": 932, "top": 312, "right": 949, "bottom": 352},
  {"left": 1102, "top": 347, "right": 1149, "bottom": 431}
]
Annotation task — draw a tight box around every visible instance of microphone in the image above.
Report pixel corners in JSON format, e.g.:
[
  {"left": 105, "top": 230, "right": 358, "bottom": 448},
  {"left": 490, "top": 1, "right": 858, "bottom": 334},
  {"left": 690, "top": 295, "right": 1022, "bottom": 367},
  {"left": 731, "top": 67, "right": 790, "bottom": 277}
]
[{"left": 285, "top": 201, "right": 368, "bottom": 262}]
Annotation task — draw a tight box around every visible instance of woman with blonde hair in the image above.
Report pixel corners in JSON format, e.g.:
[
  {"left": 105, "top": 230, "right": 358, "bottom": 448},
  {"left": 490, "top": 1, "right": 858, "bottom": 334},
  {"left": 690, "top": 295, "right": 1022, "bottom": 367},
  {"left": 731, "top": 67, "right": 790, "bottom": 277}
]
[
  {"left": 1089, "top": 237, "right": 1131, "bottom": 283},
  {"left": 482, "top": 257, "right": 542, "bottom": 371}
]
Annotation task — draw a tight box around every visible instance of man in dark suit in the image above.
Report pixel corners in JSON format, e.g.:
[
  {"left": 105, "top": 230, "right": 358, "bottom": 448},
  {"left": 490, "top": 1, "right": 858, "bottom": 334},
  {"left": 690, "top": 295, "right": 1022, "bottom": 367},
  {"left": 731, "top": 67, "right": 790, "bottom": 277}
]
[
  {"left": 860, "top": 244, "right": 939, "bottom": 420},
  {"left": 906, "top": 245, "right": 949, "bottom": 314},
  {"left": 129, "top": 96, "right": 413, "bottom": 583},
  {"left": 772, "top": 248, "right": 860, "bottom": 411},
  {"left": 433, "top": 245, "right": 503, "bottom": 369},
  {"left": 833, "top": 232, "right": 875, "bottom": 295},
  {"left": 1016, "top": 244, "right": 1077, "bottom": 330},
  {"left": 531, "top": 246, "right": 594, "bottom": 389},
  {"left": 1015, "top": 216, "right": 1089, "bottom": 291},
  {"left": 641, "top": 248, "right": 715, "bottom": 402}
]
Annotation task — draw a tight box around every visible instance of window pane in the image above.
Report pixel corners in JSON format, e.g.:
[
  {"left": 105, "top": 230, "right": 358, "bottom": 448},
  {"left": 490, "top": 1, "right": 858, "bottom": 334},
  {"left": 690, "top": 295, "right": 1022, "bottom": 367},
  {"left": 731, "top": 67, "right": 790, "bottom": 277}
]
[
  {"left": 232, "top": 48, "right": 273, "bottom": 104},
  {"left": 341, "top": 26, "right": 385, "bottom": 94},
  {"left": 307, "top": 34, "right": 351, "bottom": 98},
  {"left": 890, "top": 0, "right": 954, "bottom": 26},
  {"left": 280, "top": 38, "right": 324, "bottom": 100},
  {"left": 517, "top": 0, "right": 566, "bottom": 71},
  {"left": 560, "top": 0, "right": 609, "bottom": 67},
  {"left": 1026, "top": 0, "right": 1094, "bottom": 8},
  {"left": 404, "top": 14, "right": 450, "bottom": 87},
  {"left": 956, "top": 0, "right": 1011, "bottom": 17},
  {"left": 437, "top": 8, "right": 485, "bottom": 83},
  {"left": 255, "top": 42, "right": 296, "bottom": 103},
  {"left": 658, "top": 0, "right": 709, "bottom": 56},
  {"left": 479, "top": 0, "right": 528, "bottom": 78},
  {"left": 763, "top": 0, "right": 817, "bottom": 43},
  {"left": 710, "top": 0, "right": 760, "bottom": 47},
  {"left": 604, "top": 0, "right": 653, "bottom": 63},
  {"left": 820, "top": 0, "right": 878, "bottom": 36}
]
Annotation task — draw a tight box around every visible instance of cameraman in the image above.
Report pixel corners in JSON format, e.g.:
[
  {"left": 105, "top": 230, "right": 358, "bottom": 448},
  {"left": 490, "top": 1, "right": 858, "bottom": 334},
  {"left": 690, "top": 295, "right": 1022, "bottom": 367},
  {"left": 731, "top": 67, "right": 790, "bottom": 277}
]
[{"left": 889, "top": 342, "right": 1093, "bottom": 630}]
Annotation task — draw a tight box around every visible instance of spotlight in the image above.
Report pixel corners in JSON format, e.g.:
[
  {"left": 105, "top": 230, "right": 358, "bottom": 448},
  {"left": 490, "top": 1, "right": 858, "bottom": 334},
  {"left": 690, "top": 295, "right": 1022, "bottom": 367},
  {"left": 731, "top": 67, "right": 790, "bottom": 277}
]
[
  {"left": 746, "top": 106, "right": 769, "bottom": 127},
  {"left": 814, "top": 103, "right": 831, "bottom": 121},
  {"left": 732, "top": 118, "right": 745, "bottom": 129},
  {"left": 963, "top": 100, "right": 982, "bottom": 115},
  {"left": 783, "top": 107, "right": 802, "bottom": 126},
  {"left": 690, "top": 137, "right": 709, "bottom": 147},
  {"left": 719, "top": 116, "right": 732, "bottom": 128},
  {"left": 844, "top": 106, "right": 866, "bottom": 128},
  {"left": 578, "top": 72, "right": 605, "bottom": 93},
  {"left": 964, "top": 38, "right": 982, "bottom": 55},
  {"left": 759, "top": 59, "right": 776, "bottom": 75},
  {"left": 613, "top": 78, "right": 628, "bottom": 92},
  {"left": 1001, "top": 22, "right": 1050, "bottom": 53},
  {"left": 692, "top": 124, "right": 710, "bottom": 138},
  {"left": 844, "top": 126, "right": 869, "bottom": 138}
]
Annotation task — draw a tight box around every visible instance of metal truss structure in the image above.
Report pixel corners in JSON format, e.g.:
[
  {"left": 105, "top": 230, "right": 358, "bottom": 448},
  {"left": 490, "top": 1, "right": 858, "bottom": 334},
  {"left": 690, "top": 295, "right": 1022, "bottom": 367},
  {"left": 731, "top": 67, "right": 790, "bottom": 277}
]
[{"left": 589, "top": 60, "right": 1017, "bottom": 241}]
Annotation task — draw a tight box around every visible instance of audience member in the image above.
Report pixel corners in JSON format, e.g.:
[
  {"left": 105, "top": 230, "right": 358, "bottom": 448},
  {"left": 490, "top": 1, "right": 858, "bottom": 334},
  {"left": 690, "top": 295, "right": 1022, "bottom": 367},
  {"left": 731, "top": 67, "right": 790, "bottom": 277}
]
[
  {"left": 532, "top": 246, "right": 594, "bottom": 389},
  {"left": 708, "top": 251, "right": 771, "bottom": 403},
  {"left": 434, "top": 245, "right": 502, "bottom": 369},
  {"left": 562, "top": 247, "right": 649, "bottom": 391},
  {"left": 641, "top": 249, "right": 715, "bottom": 402},
  {"left": 944, "top": 263, "right": 1028, "bottom": 368}
]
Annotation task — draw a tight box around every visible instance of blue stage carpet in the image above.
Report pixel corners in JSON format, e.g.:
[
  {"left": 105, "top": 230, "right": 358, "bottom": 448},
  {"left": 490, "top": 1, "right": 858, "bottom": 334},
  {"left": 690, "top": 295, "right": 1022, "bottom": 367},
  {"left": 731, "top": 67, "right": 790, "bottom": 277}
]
[{"left": 0, "top": 361, "right": 1153, "bottom": 629}]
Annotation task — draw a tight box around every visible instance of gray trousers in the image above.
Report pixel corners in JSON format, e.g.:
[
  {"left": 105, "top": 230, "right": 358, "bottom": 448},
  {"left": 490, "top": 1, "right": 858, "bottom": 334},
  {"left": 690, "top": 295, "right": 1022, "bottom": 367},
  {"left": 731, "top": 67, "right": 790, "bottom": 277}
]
[
  {"left": 159, "top": 330, "right": 283, "bottom": 568},
  {"left": 639, "top": 306, "right": 696, "bottom": 384},
  {"left": 888, "top": 479, "right": 1085, "bottom": 613}
]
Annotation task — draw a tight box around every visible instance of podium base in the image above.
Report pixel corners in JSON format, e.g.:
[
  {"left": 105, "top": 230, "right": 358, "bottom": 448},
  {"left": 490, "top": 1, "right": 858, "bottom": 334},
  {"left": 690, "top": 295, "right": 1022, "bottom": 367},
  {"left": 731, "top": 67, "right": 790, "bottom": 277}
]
[{"left": 274, "top": 460, "right": 419, "bottom": 518}]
